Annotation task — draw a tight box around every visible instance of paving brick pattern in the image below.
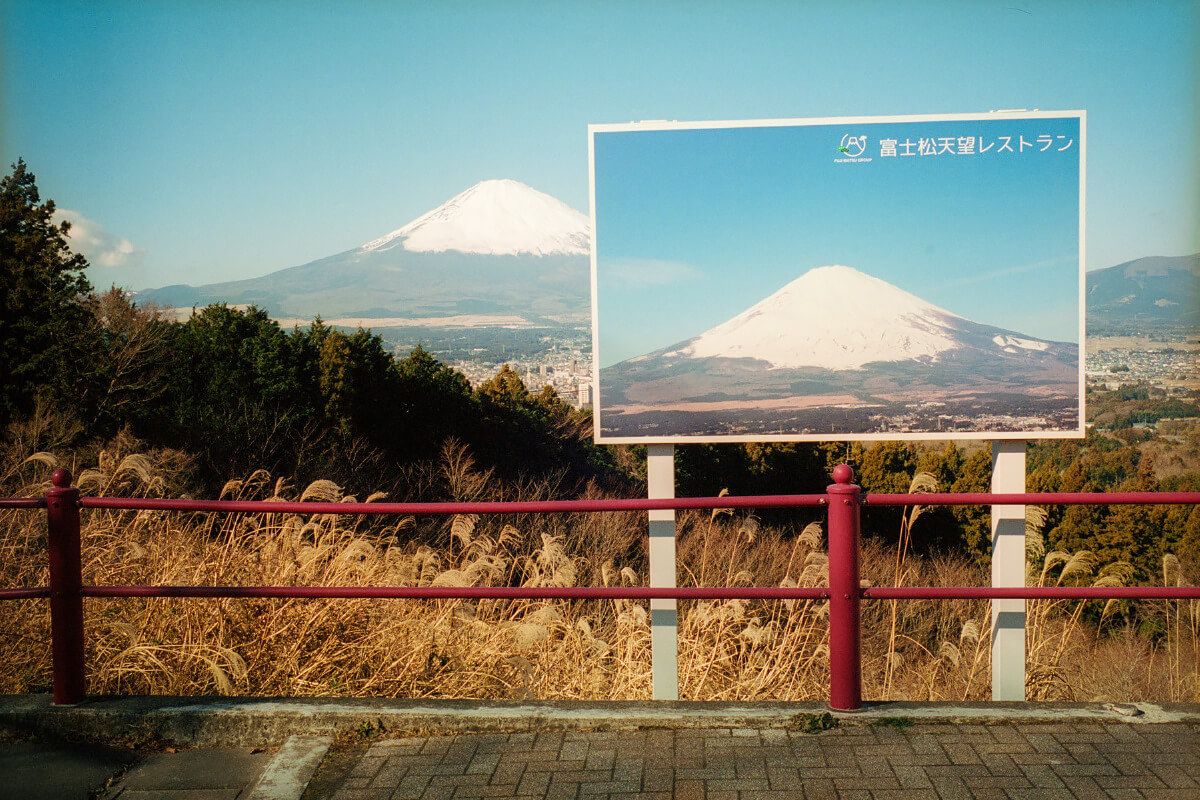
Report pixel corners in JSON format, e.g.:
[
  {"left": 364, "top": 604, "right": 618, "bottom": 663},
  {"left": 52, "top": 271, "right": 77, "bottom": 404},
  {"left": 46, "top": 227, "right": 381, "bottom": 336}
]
[{"left": 308, "top": 721, "right": 1200, "bottom": 799}]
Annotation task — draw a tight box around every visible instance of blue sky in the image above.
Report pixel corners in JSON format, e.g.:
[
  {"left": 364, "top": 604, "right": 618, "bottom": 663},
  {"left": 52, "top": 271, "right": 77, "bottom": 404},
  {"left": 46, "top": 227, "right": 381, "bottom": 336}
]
[
  {"left": 594, "top": 114, "right": 1083, "bottom": 364},
  {"left": 2, "top": 1, "right": 1197, "bottom": 297}
]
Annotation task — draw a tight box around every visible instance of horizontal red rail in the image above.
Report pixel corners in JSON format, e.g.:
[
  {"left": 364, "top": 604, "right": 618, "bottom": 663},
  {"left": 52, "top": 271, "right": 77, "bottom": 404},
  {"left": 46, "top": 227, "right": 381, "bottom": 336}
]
[
  {"left": 0, "top": 587, "right": 49, "bottom": 599},
  {"left": 5, "top": 584, "right": 1195, "bottom": 600},
  {"left": 8, "top": 492, "right": 1200, "bottom": 514},
  {"left": 4, "top": 583, "right": 1194, "bottom": 601},
  {"left": 75, "top": 585, "right": 1200, "bottom": 600},
  {"left": 82, "top": 585, "right": 832, "bottom": 599},
  {"left": 865, "top": 586, "right": 1200, "bottom": 599},
  {"left": 78, "top": 494, "right": 828, "bottom": 514},
  {"left": 865, "top": 491, "right": 1200, "bottom": 506},
  {"left": 0, "top": 498, "right": 46, "bottom": 509}
]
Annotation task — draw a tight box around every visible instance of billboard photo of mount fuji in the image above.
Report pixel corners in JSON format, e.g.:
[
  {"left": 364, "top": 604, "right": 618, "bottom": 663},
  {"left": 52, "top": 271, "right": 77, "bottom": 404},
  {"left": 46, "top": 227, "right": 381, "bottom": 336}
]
[{"left": 590, "top": 112, "right": 1085, "bottom": 442}]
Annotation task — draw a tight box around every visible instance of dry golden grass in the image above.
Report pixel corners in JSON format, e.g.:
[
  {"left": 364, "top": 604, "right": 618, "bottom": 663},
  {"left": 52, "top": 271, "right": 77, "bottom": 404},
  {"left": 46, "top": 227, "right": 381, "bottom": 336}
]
[{"left": 1, "top": 443, "right": 1196, "bottom": 702}]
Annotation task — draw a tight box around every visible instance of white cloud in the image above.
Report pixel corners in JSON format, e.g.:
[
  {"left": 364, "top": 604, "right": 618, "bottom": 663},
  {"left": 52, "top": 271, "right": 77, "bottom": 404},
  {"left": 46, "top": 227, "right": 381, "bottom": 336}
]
[
  {"left": 605, "top": 258, "right": 702, "bottom": 287},
  {"left": 52, "top": 209, "right": 145, "bottom": 268}
]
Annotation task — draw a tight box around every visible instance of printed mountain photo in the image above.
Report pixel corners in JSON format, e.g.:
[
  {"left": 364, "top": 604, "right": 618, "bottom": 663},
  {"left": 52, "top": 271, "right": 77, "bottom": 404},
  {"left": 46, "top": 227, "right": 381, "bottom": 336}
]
[
  {"left": 599, "top": 265, "right": 1079, "bottom": 439},
  {"left": 590, "top": 113, "right": 1086, "bottom": 441}
]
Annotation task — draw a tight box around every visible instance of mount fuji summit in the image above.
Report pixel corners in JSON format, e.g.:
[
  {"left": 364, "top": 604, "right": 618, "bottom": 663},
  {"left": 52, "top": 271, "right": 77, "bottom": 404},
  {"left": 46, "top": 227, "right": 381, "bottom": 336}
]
[
  {"left": 361, "top": 178, "right": 589, "bottom": 258},
  {"left": 137, "top": 179, "right": 591, "bottom": 325},
  {"left": 600, "top": 265, "right": 1080, "bottom": 439}
]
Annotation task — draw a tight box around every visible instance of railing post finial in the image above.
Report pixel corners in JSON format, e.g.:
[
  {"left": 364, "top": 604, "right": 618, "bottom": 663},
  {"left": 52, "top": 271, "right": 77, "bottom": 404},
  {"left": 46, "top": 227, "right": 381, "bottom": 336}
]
[{"left": 832, "top": 464, "right": 854, "bottom": 485}]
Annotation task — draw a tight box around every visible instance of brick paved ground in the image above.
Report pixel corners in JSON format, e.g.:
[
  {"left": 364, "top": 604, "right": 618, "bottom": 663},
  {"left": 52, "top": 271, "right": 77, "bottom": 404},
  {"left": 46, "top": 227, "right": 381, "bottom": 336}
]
[{"left": 302, "top": 721, "right": 1200, "bottom": 799}]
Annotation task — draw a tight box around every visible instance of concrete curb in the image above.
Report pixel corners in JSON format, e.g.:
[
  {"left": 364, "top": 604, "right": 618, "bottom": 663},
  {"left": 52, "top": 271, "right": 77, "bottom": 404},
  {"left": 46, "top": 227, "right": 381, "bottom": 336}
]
[
  {"left": 2, "top": 695, "right": 1198, "bottom": 748},
  {"left": 246, "top": 734, "right": 331, "bottom": 800}
]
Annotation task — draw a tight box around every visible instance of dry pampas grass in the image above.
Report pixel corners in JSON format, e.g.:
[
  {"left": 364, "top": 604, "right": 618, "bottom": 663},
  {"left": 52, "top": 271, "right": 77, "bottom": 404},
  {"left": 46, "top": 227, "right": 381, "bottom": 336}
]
[{"left": 1, "top": 444, "right": 1196, "bottom": 702}]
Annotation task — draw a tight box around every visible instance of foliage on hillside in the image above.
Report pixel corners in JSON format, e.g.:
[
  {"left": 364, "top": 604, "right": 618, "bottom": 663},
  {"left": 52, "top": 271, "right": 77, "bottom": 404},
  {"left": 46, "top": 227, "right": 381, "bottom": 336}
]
[
  {"left": 1088, "top": 383, "right": 1200, "bottom": 430},
  {"left": 1028, "top": 429, "right": 1200, "bottom": 584}
]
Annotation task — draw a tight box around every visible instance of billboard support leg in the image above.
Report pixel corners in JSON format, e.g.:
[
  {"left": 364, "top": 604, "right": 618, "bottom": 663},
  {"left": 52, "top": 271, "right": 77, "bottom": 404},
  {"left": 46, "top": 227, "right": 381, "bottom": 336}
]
[
  {"left": 647, "top": 443, "right": 678, "bottom": 700},
  {"left": 991, "top": 440, "right": 1027, "bottom": 701}
]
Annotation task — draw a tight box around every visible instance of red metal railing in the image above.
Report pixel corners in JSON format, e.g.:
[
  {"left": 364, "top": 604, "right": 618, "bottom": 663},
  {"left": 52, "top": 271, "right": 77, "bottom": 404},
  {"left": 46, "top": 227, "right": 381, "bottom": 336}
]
[{"left": 2, "top": 465, "right": 1198, "bottom": 710}]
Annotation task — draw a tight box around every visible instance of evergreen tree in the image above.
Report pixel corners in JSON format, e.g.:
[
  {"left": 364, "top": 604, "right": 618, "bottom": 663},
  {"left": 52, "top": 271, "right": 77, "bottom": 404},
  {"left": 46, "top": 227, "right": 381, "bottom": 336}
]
[
  {"left": 316, "top": 327, "right": 354, "bottom": 433},
  {"left": 477, "top": 363, "right": 531, "bottom": 406},
  {"left": 390, "top": 344, "right": 477, "bottom": 462},
  {"left": 948, "top": 449, "right": 993, "bottom": 563},
  {"left": 0, "top": 159, "right": 97, "bottom": 426},
  {"left": 153, "top": 305, "right": 306, "bottom": 480}
]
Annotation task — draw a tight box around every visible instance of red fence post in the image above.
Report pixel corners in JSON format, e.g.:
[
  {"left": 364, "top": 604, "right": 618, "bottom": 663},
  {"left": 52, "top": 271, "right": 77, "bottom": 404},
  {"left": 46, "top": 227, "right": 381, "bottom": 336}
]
[
  {"left": 46, "top": 468, "right": 85, "bottom": 704},
  {"left": 827, "top": 464, "right": 862, "bottom": 711}
]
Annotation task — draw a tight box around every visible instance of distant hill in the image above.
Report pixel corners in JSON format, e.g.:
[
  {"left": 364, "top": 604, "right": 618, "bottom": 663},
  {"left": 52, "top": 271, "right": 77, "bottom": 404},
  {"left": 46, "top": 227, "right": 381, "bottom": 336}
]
[
  {"left": 141, "top": 249, "right": 589, "bottom": 325},
  {"left": 1086, "top": 253, "right": 1199, "bottom": 334}
]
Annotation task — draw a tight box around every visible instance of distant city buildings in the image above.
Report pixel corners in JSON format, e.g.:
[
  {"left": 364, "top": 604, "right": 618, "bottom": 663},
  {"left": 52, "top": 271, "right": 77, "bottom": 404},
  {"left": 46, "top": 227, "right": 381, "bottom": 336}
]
[
  {"left": 450, "top": 341, "right": 593, "bottom": 408},
  {"left": 1085, "top": 344, "right": 1199, "bottom": 391}
]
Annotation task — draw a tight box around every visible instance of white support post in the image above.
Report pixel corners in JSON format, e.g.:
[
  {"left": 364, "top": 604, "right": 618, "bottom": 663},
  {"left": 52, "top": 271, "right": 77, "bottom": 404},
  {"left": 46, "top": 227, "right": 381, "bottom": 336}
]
[
  {"left": 646, "top": 443, "right": 678, "bottom": 700},
  {"left": 991, "top": 440, "right": 1027, "bottom": 701}
]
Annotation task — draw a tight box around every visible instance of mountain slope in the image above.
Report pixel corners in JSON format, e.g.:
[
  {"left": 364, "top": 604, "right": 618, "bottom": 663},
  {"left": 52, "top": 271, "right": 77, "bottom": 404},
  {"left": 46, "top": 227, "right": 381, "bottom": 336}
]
[
  {"left": 1086, "top": 253, "right": 1199, "bottom": 331},
  {"left": 137, "top": 180, "right": 591, "bottom": 324}
]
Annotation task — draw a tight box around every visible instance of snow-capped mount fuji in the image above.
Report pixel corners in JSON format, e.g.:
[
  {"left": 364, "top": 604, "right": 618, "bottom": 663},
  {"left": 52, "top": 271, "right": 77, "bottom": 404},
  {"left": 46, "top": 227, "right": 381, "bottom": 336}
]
[
  {"left": 637, "top": 265, "right": 1070, "bottom": 373},
  {"left": 361, "top": 179, "right": 590, "bottom": 257},
  {"left": 673, "top": 265, "right": 1065, "bottom": 370},
  {"left": 600, "top": 265, "right": 1079, "bottom": 438},
  {"left": 136, "top": 180, "right": 591, "bottom": 325},
  {"left": 679, "top": 265, "right": 967, "bottom": 370}
]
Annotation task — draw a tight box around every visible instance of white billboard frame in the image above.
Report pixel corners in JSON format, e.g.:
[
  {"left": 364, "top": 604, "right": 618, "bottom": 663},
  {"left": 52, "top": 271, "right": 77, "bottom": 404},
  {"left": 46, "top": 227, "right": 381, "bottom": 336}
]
[{"left": 589, "top": 110, "right": 1086, "bottom": 444}]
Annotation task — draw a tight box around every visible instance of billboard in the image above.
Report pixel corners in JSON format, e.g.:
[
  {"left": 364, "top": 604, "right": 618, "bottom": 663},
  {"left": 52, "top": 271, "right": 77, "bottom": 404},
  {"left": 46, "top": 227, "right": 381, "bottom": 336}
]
[{"left": 589, "top": 111, "right": 1085, "bottom": 443}]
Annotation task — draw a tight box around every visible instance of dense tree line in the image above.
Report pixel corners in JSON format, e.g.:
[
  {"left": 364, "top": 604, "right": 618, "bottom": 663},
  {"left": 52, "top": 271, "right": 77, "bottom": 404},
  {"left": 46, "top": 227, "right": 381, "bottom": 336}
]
[{"left": 7, "top": 287, "right": 618, "bottom": 499}]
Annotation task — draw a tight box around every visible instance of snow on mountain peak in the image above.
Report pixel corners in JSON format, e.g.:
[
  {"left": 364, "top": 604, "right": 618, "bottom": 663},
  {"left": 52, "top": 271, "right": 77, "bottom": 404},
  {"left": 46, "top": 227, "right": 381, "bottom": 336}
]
[
  {"left": 681, "top": 265, "right": 969, "bottom": 370},
  {"left": 361, "top": 179, "right": 590, "bottom": 257}
]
